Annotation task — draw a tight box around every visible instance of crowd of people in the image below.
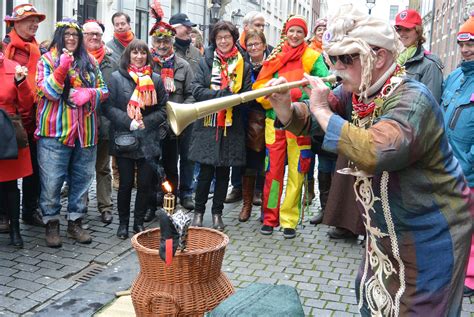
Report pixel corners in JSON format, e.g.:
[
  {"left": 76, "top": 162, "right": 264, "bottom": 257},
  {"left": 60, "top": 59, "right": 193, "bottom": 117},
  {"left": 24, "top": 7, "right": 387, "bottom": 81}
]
[{"left": 0, "top": 2, "right": 473, "bottom": 315}]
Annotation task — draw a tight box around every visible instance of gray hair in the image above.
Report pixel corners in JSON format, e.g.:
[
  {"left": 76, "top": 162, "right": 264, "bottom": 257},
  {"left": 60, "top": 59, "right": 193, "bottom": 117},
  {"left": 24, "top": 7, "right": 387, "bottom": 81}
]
[{"left": 243, "top": 11, "right": 265, "bottom": 26}]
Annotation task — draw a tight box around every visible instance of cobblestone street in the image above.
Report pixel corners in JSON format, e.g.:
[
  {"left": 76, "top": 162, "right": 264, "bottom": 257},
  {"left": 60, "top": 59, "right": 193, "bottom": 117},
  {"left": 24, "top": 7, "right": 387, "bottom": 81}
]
[{"left": 1, "top": 184, "right": 474, "bottom": 316}]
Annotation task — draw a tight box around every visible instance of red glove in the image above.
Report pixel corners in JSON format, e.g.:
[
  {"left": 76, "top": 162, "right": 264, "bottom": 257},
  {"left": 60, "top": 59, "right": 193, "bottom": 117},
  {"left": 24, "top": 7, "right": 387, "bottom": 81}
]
[{"left": 70, "top": 88, "right": 94, "bottom": 106}]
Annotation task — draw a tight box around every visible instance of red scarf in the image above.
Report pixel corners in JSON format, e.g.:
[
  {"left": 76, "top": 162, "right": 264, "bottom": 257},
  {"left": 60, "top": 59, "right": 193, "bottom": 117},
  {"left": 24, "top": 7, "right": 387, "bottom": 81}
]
[
  {"left": 114, "top": 31, "right": 134, "bottom": 48},
  {"left": 352, "top": 66, "right": 402, "bottom": 118},
  {"left": 88, "top": 45, "right": 106, "bottom": 64},
  {"left": 152, "top": 49, "right": 175, "bottom": 93},
  {"left": 215, "top": 46, "right": 239, "bottom": 128},
  {"left": 4, "top": 29, "right": 41, "bottom": 92}
]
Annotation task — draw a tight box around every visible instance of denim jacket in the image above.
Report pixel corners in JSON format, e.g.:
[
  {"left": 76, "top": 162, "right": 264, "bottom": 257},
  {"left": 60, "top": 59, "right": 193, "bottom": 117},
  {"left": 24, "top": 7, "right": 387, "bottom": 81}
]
[{"left": 441, "top": 60, "right": 474, "bottom": 187}]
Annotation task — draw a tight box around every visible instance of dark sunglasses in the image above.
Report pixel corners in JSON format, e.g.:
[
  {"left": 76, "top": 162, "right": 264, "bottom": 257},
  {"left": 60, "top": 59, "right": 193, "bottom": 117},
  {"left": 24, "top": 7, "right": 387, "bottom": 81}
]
[{"left": 328, "top": 53, "right": 360, "bottom": 66}]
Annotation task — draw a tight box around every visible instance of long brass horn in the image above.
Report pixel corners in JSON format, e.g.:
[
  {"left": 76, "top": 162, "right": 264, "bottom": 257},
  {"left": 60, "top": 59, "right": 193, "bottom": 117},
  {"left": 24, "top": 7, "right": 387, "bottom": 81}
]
[{"left": 167, "top": 75, "right": 337, "bottom": 135}]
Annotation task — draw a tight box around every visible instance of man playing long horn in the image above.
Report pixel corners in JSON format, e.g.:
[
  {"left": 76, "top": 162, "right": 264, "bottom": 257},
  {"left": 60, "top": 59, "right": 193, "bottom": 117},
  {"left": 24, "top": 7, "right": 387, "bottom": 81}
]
[{"left": 267, "top": 4, "right": 472, "bottom": 315}]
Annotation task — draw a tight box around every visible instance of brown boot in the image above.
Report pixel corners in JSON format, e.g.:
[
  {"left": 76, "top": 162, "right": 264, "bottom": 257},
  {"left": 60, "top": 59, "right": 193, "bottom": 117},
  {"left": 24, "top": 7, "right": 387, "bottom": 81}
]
[
  {"left": 45, "top": 220, "right": 62, "bottom": 248},
  {"left": 303, "top": 179, "right": 315, "bottom": 205},
  {"left": 67, "top": 219, "right": 92, "bottom": 244},
  {"left": 239, "top": 175, "right": 255, "bottom": 222}
]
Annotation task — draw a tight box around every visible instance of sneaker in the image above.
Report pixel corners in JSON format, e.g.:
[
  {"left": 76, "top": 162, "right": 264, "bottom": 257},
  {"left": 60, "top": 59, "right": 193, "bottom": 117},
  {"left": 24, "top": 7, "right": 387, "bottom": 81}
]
[
  {"left": 283, "top": 228, "right": 296, "bottom": 239},
  {"left": 260, "top": 225, "right": 273, "bottom": 235}
]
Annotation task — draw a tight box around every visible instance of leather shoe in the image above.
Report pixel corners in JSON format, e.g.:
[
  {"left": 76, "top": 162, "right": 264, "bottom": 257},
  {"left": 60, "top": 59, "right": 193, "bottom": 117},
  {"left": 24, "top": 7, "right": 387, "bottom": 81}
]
[
  {"left": 309, "top": 212, "right": 323, "bottom": 225},
  {"left": 224, "top": 188, "right": 242, "bottom": 203},
  {"left": 192, "top": 213, "right": 203, "bottom": 227},
  {"left": 181, "top": 197, "right": 195, "bottom": 210},
  {"left": 252, "top": 191, "right": 262, "bottom": 206},
  {"left": 143, "top": 209, "right": 156, "bottom": 222},
  {"left": 22, "top": 211, "right": 46, "bottom": 227},
  {"left": 212, "top": 214, "right": 225, "bottom": 231},
  {"left": 100, "top": 211, "right": 113, "bottom": 224},
  {"left": 117, "top": 224, "right": 129, "bottom": 239},
  {"left": 327, "top": 227, "right": 357, "bottom": 240},
  {"left": 133, "top": 223, "right": 145, "bottom": 234}
]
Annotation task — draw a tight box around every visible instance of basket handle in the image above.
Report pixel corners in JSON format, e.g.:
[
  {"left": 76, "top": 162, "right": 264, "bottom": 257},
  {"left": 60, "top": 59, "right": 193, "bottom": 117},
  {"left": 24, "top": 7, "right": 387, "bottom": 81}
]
[{"left": 146, "top": 291, "right": 180, "bottom": 316}]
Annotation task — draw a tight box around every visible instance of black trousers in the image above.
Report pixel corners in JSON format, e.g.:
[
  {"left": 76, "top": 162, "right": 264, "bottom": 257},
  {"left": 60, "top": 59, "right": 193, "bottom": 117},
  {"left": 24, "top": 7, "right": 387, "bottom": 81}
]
[
  {"left": 0, "top": 180, "right": 20, "bottom": 221},
  {"left": 22, "top": 134, "right": 40, "bottom": 216},
  {"left": 194, "top": 164, "right": 230, "bottom": 215},
  {"left": 116, "top": 157, "right": 156, "bottom": 224}
]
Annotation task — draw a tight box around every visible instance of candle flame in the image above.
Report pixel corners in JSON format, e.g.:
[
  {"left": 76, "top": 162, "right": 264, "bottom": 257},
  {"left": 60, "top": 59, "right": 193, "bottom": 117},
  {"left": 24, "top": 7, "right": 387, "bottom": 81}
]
[{"left": 162, "top": 180, "right": 172, "bottom": 193}]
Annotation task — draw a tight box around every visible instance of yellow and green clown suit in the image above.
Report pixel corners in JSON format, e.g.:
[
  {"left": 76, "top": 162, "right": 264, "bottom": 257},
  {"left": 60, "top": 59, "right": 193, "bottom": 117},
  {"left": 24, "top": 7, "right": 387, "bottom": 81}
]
[{"left": 253, "top": 45, "right": 329, "bottom": 230}]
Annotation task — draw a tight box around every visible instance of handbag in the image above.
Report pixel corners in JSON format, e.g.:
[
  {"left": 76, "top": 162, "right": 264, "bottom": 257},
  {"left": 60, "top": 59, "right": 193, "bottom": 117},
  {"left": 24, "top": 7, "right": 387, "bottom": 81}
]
[
  {"left": 0, "top": 109, "right": 19, "bottom": 160},
  {"left": 246, "top": 110, "right": 266, "bottom": 152},
  {"left": 9, "top": 114, "right": 28, "bottom": 148},
  {"left": 114, "top": 132, "right": 139, "bottom": 153}
]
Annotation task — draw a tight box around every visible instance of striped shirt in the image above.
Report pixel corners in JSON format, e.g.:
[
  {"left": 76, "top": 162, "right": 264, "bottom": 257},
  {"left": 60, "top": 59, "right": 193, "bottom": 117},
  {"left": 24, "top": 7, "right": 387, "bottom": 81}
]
[{"left": 35, "top": 51, "right": 109, "bottom": 147}]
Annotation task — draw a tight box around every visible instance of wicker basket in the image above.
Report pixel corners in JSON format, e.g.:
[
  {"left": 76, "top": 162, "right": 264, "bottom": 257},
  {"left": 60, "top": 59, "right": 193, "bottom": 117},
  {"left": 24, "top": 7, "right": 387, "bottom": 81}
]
[{"left": 130, "top": 227, "right": 234, "bottom": 317}]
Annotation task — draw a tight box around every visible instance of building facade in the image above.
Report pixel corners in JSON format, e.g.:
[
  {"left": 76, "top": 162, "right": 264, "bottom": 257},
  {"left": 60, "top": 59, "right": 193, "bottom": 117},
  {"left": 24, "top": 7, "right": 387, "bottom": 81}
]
[{"left": 412, "top": 0, "right": 474, "bottom": 74}]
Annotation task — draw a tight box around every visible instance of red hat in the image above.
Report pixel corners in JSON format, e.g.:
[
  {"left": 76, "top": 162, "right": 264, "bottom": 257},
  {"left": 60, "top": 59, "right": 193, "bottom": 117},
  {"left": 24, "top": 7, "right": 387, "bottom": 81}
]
[
  {"left": 284, "top": 15, "right": 308, "bottom": 37},
  {"left": 457, "top": 14, "right": 474, "bottom": 42},
  {"left": 4, "top": 4, "right": 46, "bottom": 27},
  {"left": 149, "top": 21, "right": 176, "bottom": 37},
  {"left": 395, "top": 9, "right": 422, "bottom": 29}
]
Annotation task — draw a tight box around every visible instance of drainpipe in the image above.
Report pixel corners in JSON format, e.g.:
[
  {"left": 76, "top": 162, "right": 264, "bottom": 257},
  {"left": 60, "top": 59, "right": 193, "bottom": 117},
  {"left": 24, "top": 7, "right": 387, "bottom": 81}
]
[
  {"left": 203, "top": 0, "right": 208, "bottom": 44},
  {"left": 428, "top": 0, "right": 435, "bottom": 51}
]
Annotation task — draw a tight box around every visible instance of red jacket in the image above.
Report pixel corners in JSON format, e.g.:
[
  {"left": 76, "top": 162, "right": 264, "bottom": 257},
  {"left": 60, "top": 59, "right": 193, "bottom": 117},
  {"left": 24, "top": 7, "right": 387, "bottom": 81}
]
[{"left": 0, "top": 57, "right": 34, "bottom": 182}]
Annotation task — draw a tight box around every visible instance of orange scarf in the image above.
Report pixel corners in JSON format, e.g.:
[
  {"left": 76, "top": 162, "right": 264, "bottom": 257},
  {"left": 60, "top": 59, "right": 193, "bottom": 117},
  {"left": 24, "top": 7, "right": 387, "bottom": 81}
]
[
  {"left": 309, "top": 39, "right": 323, "bottom": 53},
  {"left": 126, "top": 64, "right": 157, "bottom": 120},
  {"left": 114, "top": 31, "right": 134, "bottom": 48},
  {"left": 239, "top": 30, "right": 247, "bottom": 51},
  {"left": 4, "top": 29, "right": 41, "bottom": 92},
  {"left": 88, "top": 45, "right": 106, "bottom": 64}
]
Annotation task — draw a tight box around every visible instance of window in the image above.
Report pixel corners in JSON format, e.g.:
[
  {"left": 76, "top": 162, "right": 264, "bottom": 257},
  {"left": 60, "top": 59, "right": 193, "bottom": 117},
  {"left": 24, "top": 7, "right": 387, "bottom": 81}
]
[
  {"left": 135, "top": 0, "right": 149, "bottom": 41},
  {"left": 389, "top": 5, "right": 399, "bottom": 21},
  {"left": 171, "top": 1, "right": 181, "bottom": 15}
]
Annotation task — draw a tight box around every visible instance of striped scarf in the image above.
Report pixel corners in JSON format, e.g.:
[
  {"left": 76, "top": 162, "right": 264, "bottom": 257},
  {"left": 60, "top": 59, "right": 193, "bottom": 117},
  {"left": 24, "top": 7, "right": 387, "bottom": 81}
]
[
  {"left": 127, "top": 64, "right": 157, "bottom": 120},
  {"left": 152, "top": 49, "right": 175, "bottom": 93},
  {"left": 204, "top": 46, "right": 243, "bottom": 136}
]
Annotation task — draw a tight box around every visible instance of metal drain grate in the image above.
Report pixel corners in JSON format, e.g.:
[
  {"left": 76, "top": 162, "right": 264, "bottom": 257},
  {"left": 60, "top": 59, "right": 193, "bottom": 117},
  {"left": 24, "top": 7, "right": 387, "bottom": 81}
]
[{"left": 69, "top": 262, "right": 105, "bottom": 283}]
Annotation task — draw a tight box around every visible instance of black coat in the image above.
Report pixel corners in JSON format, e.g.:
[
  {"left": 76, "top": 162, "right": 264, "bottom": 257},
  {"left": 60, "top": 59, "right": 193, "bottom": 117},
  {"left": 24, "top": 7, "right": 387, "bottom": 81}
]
[
  {"left": 104, "top": 67, "right": 168, "bottom": 160},
  {"left": 189, "top": 46, "right": 252, "bottom": 166}
]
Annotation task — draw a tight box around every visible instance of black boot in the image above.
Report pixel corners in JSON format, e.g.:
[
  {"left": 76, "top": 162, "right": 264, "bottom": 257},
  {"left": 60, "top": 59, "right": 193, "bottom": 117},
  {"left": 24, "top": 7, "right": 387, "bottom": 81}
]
[
  {"left": 143, "top": 209, "right": 156, "bottom": 222},
  {"left": 6, "top": 189, "right": 23, "bottom": 248},
  {"left": 310, "top": 171, "right": 332, "bottom": 226},
  {"left": 212, "top": 214, "right": 225, "bottom": 231},
  {"left": 117, "top": 205, "right": 130, "bottom": 239},
  {"left": 192, "top": 212, "right": 203, "bottom": 227},
  {"left": 133, "top": 209, "right": 145, "bottom": 234}
]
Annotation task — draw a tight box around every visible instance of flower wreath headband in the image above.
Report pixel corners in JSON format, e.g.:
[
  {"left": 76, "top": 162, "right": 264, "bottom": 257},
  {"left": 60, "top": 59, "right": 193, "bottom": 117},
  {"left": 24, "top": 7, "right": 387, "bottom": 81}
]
[{"left": 55, "top": 20, "right": 81, "bottom": 31}]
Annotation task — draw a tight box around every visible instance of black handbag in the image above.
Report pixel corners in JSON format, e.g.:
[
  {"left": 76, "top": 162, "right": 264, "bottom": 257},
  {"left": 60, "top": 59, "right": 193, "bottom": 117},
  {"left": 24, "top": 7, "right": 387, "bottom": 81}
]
[
  {"left": 114, "top": 132, "right": 139, "bottom": 153},
  {"left": 0, "top": 109, "right": 19, "bottom": 160}
]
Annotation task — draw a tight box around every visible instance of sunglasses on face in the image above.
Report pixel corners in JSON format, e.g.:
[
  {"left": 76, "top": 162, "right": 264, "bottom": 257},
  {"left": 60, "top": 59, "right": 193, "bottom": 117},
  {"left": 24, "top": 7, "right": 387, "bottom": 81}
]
[{"left": 328, "top": 53, "right": 360, "bottom": 66}]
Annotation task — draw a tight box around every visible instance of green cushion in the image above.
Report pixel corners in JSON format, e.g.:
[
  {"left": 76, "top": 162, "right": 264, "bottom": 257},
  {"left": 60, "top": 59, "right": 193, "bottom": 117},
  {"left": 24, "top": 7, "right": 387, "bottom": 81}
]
[{"left": 207, "top": 283, "right": 304, "bottom": 317}]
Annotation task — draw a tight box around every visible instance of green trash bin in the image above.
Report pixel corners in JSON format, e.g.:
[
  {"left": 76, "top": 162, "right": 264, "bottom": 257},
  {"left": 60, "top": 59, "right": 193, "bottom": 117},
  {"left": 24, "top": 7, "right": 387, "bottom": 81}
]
[{"left": 207, "top": 283, "right": 305, "bottom": 317}]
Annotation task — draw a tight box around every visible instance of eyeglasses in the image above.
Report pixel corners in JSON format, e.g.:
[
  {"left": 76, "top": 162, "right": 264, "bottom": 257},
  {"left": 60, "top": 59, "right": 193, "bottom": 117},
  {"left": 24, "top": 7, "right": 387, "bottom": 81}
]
[
  {"left": 216, "top": 35, "right": 233, "bottom": 42},
  {"left": 83, "top": 32, "right": 102, "bottom": 38},
  {"left": 247, "top": 42, "right": 263, "bottom": 48},
  {"left": 328, "top": 53, "right": 360, "bottom": 66},
  {"left": 14, "top": 5, "right": 37, "bottom": 17},
  {"left": 64, "top": 32, "right": 80, "bottom": 39},
  {"left": 252, "top": 23, "right": 268, "bottom": 28}
]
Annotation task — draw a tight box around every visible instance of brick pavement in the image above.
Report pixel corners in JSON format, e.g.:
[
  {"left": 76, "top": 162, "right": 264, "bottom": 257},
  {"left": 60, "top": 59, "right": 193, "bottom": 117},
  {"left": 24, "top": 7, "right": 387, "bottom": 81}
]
[{"left": 1, "top": 185, "right": 474, "bottom": 316}]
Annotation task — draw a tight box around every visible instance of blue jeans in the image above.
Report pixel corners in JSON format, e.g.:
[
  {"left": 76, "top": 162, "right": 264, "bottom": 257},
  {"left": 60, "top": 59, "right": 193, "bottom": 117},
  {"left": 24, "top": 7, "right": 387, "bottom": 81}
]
[{"left": 38, "top": 138, "right": 96, "bottom": 223}]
